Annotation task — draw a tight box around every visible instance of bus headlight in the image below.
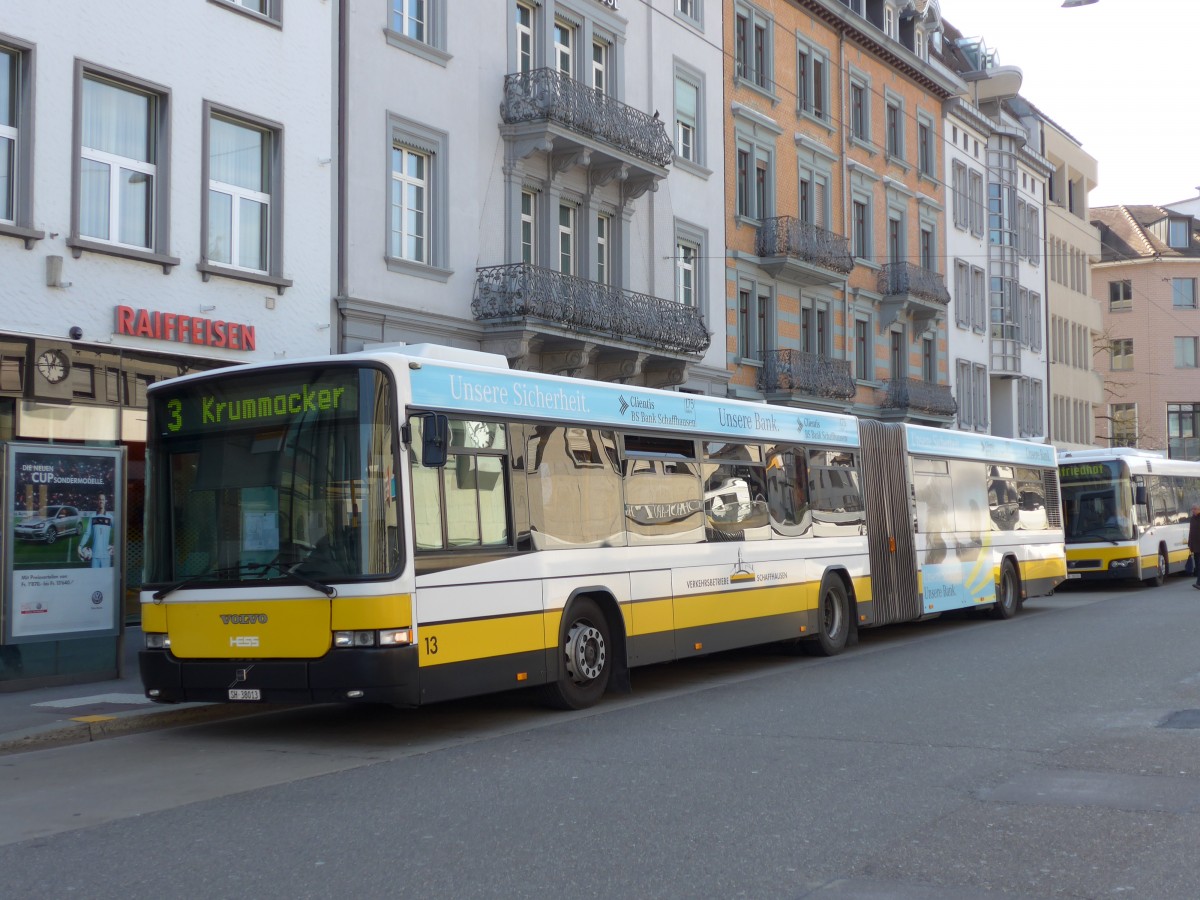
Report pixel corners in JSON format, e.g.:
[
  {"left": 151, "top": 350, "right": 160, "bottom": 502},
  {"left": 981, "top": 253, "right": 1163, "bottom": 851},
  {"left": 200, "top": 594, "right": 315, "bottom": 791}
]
[
  {"left": 1109, "top": 558, "right": 1135, "bottom": 571},
  {"left": 145, "top": 632, "right": 171, "bottom": 649},
  {"left": 334, "top": 629, "right": 411, "bottom": 648}
]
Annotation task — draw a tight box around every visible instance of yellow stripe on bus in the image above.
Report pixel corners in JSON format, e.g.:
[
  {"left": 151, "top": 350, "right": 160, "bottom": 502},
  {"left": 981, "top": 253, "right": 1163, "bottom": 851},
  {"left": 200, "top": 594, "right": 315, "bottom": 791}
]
[
  {"left": 673, "top": 582, "right": 814, "bottom": 630},
  {"left": 331, "top": 594, "right": 411, "bottom": 630},
  {"left": 420, "top": 612, "right": 545, "bottom": 667}
]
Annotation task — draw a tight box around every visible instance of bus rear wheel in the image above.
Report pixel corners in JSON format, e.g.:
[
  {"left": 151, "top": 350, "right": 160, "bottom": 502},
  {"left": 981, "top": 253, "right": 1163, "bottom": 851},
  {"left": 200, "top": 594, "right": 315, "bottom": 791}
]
[
  {"left": 991, "top": 560, "right": 1019, "bottom": 619},
  {"left": 805, "top": 577, "right": 849, "bottom": 657},
  {"left": 541, "top": 597, "right": 611, "bottom": 710},
  {"left": 1143, "top": 547, "right": 1167, "bottom": 588}
]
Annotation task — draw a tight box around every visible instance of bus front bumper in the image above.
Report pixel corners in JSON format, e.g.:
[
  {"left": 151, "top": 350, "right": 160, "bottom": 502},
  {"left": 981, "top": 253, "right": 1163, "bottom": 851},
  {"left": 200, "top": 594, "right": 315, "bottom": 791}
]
[{"left": 139, "top": 645, "right": 421, "bottom": 706}]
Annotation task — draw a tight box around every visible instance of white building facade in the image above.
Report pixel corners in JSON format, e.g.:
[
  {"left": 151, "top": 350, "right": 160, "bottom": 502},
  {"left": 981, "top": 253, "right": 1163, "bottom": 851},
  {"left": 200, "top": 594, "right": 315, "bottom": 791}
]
[{"left": 337, "top": 0, "right": 729, "bottom": 395}]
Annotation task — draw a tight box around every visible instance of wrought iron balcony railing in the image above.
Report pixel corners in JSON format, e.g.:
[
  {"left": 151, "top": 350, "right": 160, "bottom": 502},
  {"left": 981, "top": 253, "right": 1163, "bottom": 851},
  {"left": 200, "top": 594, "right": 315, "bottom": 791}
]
[
  {"left": 881, "top": 377, "right": 958, "bottom": 416},
  {"left": 502, "top": 68, "right": 674, "bottom": 169},
  {"left": 472, "top": 263, "right": 710, "bottom": 356},
  {"left": 877, "top": 262, "right": 951, "bottom": 304},
  {"left": 755, "top": 217, "right": 855, "bottom": 275},
  {"left": 758, "top": 349, "right": 857, "bottom": 400}
]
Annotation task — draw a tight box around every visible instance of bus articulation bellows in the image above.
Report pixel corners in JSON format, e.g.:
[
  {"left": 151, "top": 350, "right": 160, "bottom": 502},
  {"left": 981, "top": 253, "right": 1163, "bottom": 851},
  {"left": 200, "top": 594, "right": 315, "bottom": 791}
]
[{"left": 139, "top": 345, "right": 1066, "bottom": 710}]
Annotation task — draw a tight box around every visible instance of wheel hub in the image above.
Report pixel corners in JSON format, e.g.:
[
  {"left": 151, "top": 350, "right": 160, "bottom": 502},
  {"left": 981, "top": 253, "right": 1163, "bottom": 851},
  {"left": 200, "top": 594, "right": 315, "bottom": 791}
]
[{"left": 565, "top": 621, "right": 605, "bottom": 684}]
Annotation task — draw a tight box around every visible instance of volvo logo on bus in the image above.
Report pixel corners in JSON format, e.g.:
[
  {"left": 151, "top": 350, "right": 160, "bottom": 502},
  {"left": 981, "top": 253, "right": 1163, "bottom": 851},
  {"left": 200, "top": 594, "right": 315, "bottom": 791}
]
[{"left": 220, "top": 614, "right": 268, "bottom": 625}]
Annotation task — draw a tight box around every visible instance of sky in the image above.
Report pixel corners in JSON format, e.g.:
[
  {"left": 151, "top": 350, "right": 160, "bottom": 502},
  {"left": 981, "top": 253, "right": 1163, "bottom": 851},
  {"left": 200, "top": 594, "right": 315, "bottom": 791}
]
[{"left": 943, "top": 0, "right": 1200, "bottom": 209}]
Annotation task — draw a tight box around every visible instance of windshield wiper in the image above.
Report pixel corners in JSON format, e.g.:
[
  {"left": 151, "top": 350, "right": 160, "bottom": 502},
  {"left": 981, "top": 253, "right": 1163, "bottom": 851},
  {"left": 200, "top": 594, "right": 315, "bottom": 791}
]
[
  {"left": 151, "top": 562, "right": 336, "bottom": 601},
  {"left": 250, "top": 562, "right": 337, "bottom": 598}
]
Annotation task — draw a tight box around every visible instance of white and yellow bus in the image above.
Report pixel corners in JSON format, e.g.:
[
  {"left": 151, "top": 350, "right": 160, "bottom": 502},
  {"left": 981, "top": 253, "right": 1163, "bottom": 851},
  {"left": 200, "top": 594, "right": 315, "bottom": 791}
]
[
  {"left": 139, "top": 345, "right": 1065, "bottom": 709},
  {"left": 1059, "top": 448, "right": 1200, "bottom": 586}
]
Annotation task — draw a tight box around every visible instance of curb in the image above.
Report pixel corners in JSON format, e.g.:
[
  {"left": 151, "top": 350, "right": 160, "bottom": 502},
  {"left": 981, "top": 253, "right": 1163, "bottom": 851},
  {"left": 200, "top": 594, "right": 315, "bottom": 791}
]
[{"left": 0, "top": 702, "right": 288, "bottom": 757}]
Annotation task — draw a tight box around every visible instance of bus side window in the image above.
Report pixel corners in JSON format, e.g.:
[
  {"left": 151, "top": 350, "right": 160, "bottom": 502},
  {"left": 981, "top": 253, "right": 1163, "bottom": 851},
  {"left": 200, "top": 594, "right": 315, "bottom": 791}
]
[
  {"left": 808, "top": 450, "right": 864, "bottom": 536},
  {"left": 524, "top": 425, "right": 625, "bottom": 549},
  {"left": 765, "top": 445, "right": 812, "bottom": 539}
]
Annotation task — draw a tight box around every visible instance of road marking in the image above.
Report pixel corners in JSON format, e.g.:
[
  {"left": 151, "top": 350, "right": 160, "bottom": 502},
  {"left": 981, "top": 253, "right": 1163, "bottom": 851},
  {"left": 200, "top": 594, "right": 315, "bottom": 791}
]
[{"left": 33, "top": 693, "right": 154, "bottom": 708}]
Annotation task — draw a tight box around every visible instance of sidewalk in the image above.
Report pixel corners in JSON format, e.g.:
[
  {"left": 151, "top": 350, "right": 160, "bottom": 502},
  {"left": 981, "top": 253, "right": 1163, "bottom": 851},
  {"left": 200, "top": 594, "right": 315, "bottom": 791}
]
[{"left": 0, "top": 627, "right": 268, "bottom": 756}]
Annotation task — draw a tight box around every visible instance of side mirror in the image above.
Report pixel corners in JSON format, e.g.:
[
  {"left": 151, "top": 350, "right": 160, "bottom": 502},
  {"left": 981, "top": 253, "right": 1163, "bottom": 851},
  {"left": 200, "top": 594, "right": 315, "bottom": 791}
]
[
  {"left": 420, "top": 413, "right": 450, "bottom": 468},
  {"left": 1134, "top": 484, "right": 1147, "bottom": 506}
]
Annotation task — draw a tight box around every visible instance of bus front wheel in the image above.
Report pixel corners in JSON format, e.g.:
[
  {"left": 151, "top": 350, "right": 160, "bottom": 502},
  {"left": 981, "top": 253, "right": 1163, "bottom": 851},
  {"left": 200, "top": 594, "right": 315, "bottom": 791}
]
[
  {"left": 991, "top": 560, "right": 1019, "bottom": 620},
  {"left": 1143, "top": 547, "right": 1167, "bottom": 588},
  {"left": 541, "top": 596, "right": 611, "bottom": 710}
]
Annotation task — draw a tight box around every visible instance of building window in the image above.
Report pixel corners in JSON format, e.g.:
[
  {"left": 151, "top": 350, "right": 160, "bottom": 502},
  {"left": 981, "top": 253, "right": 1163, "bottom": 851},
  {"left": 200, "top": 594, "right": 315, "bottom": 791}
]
[
  {"left": 1110, "top": 338, "right": 1133, "bottom": 371},
  {"left": 956, "top": 359, "right": 972, "bottom": 429},
  {"left": 890, "top": 329, "right": 904, "bottom": 380},
  {"left": 391, "top": 147, "right": 428, "bottom": 263},
  {"left": 520, "top": 190, "right": 536, "bottom": 264},
  {"left": 78, "top": 74, "right": 160, "bottom": 250},
  {"left": 1168, "top": 403, "right": 1200, "bottom": 460},
  {"left": 558, "top": 203, "right": 575, "bottom": 274},
  {"left": 735, "top": 5, "right": 772, "bottom": 91},
  {"left": 516, "top": 2, "right": 534, "bottom": 74},
  {"left": 1110, "top": 403, "right": 1137, "bottom": 447},
  {"left": 553, "top": 20, "right": 573, "bottom": 75},
  {"left": 885, "top": 102, "right": 901, "bottom": 158},
  {"left": 595, "top": 213, "right": 610, "bottom": 284},
  {"left": 954, "top": 259, "right": 970, "bottom": 329},
  {"left": 675, "top": 0, "right": 701, "bottom": 26},
  {"left": 205, "top": 110, "right": 279, "bottom": 275},
  {"left": 591, "top": 39, "right": 608, "bottom": 93},
  {"left": 388, "top": 116, "right": 448, "bottom": 275},
  {"left": 676, "top": 239, "right": 697, "bottom": 307},
  {"left": 796, "top": 40, "right": 827, "bottom": 118},
  {"left": 855, "top": 318, "right": 871, "bottom": 381},
  {"left": 1109, "top": 279, "right": 1132, "bottom": 311},
  {"left": 951, "top": 162, "right": 968, "bottom": 230},
  {"left": 1026, "top": 292, "right": 1042, "bottom": 352},
  {"left": 1168, "top": 217, "right": 1190, "bottom": 249},
  {"left": 738, "top": 283, "right": 772, "bottom": 362},
  {"left": 1175, "top": 336, "right": 1197, "bottom": 368},
  {"left": 393, "top": 0, "right": 426, "bottom": 42},
  {"left": 0, "top": 39, "right": 39, "bottom": 241},
  {"left": 887, "top": 216, "right": 902, "bottom": 265},
  {"left": 213, "top": 0, "right": 282, "bottom": 24},
  {"left": 1172, "top": 277, "right": 1196, "bottom": 308},
  {"left": 921, "top": 336, "right": 935, "bottom": 383},
  {"left": 971, "top": 266, "right": 986, "bottom": 331},
  {"left": 973, "top": 363, "right": 988, "bottom": 430},
  {"left": 735, "top": 140, "right": 772, "bottom": 221},
  {"left": 919, "top": 226, "right": 934, "bottom": 271},
  {"left": 853, "top": 199, "right": 869, "bottom": 260},
  {"left": 968, "top": 170, "right": 984, "bottom": 236},
  {"left": 917, "top": 117, "right": 935, "bottom": 176},
  {"left": 850, "top": 82, "right": 867, "bottom": 141},
  {"left": 674, "top": 70, "right": 702, "bottom": 165}
]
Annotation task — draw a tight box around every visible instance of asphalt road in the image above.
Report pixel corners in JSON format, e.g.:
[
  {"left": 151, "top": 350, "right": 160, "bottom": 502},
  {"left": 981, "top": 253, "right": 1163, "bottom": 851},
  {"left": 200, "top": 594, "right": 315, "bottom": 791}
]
[{"left": 1, "top": 580, "right": 1199, "bottom": 899}]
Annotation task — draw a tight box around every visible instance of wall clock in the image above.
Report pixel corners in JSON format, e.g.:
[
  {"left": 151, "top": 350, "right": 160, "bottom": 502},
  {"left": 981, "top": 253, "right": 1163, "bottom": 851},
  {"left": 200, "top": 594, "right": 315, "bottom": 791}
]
[{"left": 36, "top": 349, "right": 71, "bottom": 385}]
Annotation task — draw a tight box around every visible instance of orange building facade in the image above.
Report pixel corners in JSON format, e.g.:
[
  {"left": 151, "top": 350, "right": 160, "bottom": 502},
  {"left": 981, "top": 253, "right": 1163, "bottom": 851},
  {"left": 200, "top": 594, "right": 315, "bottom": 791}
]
[{"left": 723, "top": 0, "right": 961, "bottom": 424}]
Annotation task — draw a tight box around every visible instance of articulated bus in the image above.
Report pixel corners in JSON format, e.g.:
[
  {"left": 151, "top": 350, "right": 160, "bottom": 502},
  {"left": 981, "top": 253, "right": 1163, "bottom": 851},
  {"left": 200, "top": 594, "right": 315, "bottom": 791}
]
[
  {"left": 1059, "top": 448, "right": 1200, "bottom": 586},
  {"left": 139, "top": 345, "right": 1065, "bottom": 710}
]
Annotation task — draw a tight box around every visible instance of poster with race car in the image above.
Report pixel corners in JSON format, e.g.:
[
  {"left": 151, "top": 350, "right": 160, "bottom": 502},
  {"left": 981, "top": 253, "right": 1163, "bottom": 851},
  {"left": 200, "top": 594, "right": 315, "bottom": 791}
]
[{"left": 4, "top": 444, "right": 123, "bottom": 642}]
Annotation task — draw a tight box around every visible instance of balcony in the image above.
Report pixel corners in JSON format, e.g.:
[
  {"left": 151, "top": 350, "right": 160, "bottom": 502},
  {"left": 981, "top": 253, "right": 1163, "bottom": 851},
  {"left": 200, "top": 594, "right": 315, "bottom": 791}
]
[
  {"left": 758, "top": 350, "right": 857, "bottom": 403},
  {"left": 472, "top": 263, "right": 710, "bottom": 386},
  {"left": 880, "top": 377, "right": 958, "bottom": 418},
  {"left": 755, "top": 217, "right": 855, "bottom": 287},
  {"left": 877, "top": 262, "right": 951, "bottom": 329},
  {"left": 501, "top": 69, "right": 673, "bottom": 200}
]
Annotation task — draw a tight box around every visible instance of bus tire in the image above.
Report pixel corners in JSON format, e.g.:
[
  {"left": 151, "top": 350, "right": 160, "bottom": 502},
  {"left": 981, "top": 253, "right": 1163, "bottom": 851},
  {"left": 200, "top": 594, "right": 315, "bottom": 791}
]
[
  {"left": 991, "top": 560, "right": 1019, "bottom": 620},
  {"left": 541, "top": 596, "right": 611, "bottom": 710},
  {"left": 1143, "top": 546, "right": 1167, "bottom": 588},
  {"left": 806, "top": 576, "right": 850, "bottom": 657}
]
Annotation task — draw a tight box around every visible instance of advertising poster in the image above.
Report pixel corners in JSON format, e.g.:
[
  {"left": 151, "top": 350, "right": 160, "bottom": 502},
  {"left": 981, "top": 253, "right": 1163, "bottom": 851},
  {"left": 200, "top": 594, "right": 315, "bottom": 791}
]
[{"left": 4, "top": 445, "right": 123, "bottom": 643}]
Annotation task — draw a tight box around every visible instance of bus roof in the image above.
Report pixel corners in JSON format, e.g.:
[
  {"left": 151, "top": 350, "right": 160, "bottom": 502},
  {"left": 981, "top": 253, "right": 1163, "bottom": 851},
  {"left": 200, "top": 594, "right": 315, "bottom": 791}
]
[{"left": 904, "top": 422, "right": 1057, "bottom": 468}]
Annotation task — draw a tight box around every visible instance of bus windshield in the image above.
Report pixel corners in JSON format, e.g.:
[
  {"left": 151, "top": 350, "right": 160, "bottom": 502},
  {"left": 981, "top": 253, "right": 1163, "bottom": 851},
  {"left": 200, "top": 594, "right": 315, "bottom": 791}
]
[
  {"left": 145, "top": 365, "right": 399, "bottom": 587},
  {"left": 1059, "top": 459, "right": 1134, "bottom": 543}
]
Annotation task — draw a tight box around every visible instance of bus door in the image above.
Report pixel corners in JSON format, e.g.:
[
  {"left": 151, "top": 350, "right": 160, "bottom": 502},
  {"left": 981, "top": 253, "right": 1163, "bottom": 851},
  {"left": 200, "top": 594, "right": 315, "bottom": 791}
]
[{"left": 858, "top": 421, "right": 920, "bottom": 625}]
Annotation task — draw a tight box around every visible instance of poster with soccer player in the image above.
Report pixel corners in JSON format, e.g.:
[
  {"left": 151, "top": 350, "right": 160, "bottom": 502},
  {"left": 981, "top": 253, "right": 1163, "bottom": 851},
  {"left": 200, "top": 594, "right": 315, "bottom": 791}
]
[{"left": 3, "top": 445, "right": 123, "bottom": 643}]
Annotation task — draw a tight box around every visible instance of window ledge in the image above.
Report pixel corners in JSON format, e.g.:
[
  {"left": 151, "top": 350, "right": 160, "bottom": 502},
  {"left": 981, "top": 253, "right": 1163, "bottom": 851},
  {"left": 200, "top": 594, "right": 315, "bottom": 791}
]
[
  {"left": 67, "top": 236, "right": 180, "bottom": 273},
  {"left": 383, "top": 28, "right": 451, "bottom": 66},
  {"left": 885, "top": 154, "right": 910, "bottom": 173},
  {"left": 797, "top": 110, "right": 834, "bottom": 133},
  {"left": 198, "top": 261, "right": 293, "bottom": 294},
  {"left": 0, "top": 223, "right": 46, "bottom": 249},
  {"left": 673, "top": 157, "right": 712, "bottom": 180},
  {"left": 206, "top": 0, "right": 281, "bottom": 28},
  {"left": 918, "top": 171, "right": 939, "bottom": 188},
  {"left": 854, "top": 257, "right": 881, "bottom": 271},
  {"left": 385, "top": 255, "right": 453, "bottom": 283},
  {"left": 737, "top": 357, "right": 764, "bottom": 369},
  {"left": 848, "top": 135, "right": 877, "bottom": 156},
  {"left": 732, "top": 74, "right": 779, "bottom": 105}
]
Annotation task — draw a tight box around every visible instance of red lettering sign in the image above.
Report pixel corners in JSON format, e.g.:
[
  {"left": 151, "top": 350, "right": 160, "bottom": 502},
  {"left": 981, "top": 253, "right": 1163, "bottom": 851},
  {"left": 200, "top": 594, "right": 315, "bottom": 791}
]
[{"left": 114, "top": 305, "right": 257, "bottom": 352}]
